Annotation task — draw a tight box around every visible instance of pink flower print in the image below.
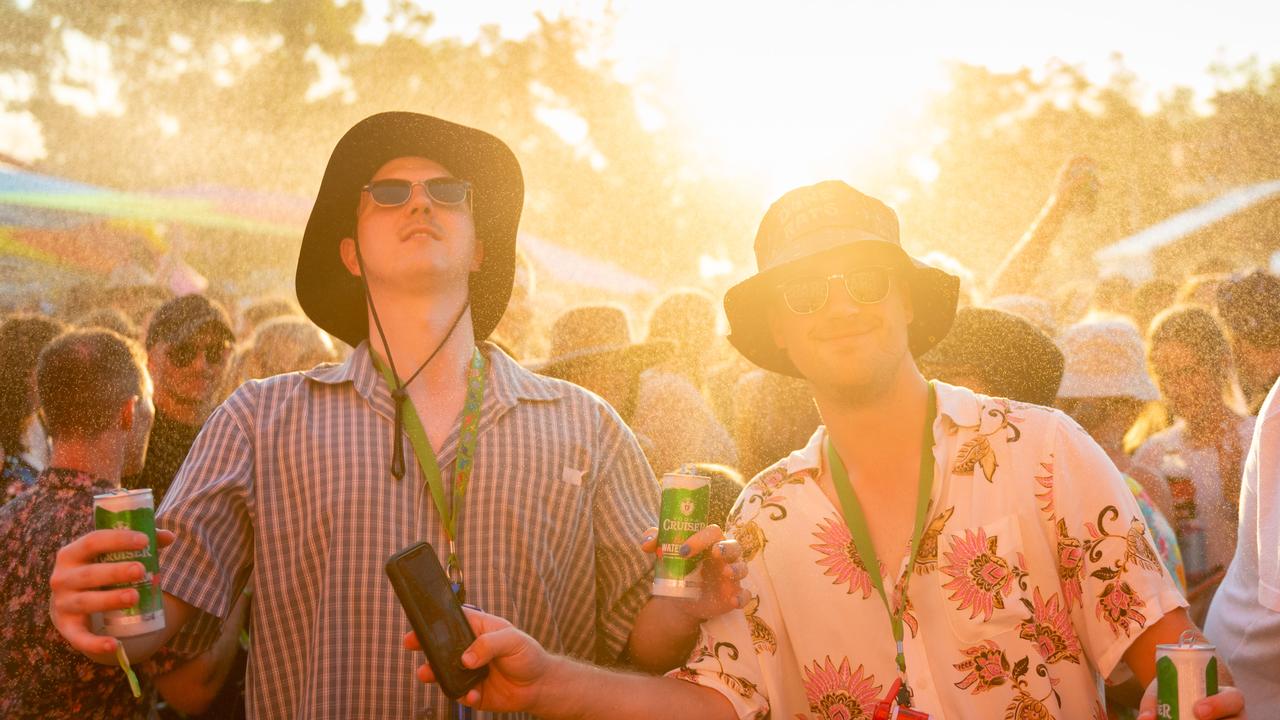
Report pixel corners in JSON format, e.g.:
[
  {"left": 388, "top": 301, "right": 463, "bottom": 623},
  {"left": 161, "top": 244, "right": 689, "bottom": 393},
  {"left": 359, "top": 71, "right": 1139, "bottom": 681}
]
[
  {"left": 1096, "top": 581, "right": 1148, "bottom": 637},
  {"left": 811, "top": 516, "right": 874, "bottom": 598},
  {"left": 942, "top": 528, "right": 1014, "bottom": 620},
  {"left": 802, "top": 656, "right": 882, "bottom": 720},
  {"left": 953, "top": 640, "right": 1011, "bottom": 694},
  {"left": 1017, "top": 588, "right": 1082, "bottom": 665}
]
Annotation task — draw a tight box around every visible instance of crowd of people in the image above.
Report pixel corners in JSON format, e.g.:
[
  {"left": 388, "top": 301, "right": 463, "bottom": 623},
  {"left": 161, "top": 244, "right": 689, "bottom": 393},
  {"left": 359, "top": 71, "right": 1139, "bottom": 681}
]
[{"left": 0, "top": 112, "right": 1276, "bottom": 719}]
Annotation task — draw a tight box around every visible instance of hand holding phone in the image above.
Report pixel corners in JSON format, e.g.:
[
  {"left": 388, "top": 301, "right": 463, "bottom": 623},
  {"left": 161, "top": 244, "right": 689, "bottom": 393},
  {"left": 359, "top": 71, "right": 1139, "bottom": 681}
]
[{"left": 386, "top": 541, "right": 489, "bottom": 698}]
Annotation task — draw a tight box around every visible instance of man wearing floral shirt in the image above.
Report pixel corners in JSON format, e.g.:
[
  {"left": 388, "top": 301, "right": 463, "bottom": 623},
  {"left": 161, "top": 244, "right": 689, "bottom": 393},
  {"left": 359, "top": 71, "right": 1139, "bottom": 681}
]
[{"left": 403, "top": 181, "right": 1246, "bottom": 719}]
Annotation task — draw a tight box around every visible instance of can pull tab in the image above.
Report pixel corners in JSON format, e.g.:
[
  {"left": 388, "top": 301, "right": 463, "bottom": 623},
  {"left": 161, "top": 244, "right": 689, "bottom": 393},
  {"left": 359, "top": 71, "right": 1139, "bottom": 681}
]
[{"left": 1179, "top": 629, "right": 1200, "bottom": 647}]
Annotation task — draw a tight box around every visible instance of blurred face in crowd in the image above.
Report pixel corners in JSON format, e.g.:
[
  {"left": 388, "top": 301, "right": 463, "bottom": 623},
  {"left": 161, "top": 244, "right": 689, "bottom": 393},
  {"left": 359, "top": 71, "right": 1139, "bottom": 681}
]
[
  {"left": 1148, "top": 340, "right": 1220, "bottom": 419},
  {"left": 148, "top": 325, "right": 232, "bottom": 417},
  {"left": 769, "top": 256, "right": 913, "bottom": 404},
  {"left": 340, "top": 156, "right": 481, "bottom": 297},
  {"left": 121, "top": 373, "right": 156, "bottom": 477}
]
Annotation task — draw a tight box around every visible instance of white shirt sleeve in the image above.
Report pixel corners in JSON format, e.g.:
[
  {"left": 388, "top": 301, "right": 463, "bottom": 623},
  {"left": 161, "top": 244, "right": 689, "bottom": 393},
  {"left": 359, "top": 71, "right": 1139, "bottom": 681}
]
[{"left": 1252, "top": 381, "right": 1280, "bottom": 611}]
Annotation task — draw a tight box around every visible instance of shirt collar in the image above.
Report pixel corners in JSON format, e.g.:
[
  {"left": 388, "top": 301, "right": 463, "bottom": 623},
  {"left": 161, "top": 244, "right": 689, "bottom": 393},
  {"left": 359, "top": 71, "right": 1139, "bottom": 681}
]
[
  {"left": 302, "top": 341, "right": 565, "bottom": 421},
  {"left": 780, "top": 380, "right": 984, "bottom": 476},
  {"left": 40, "top": 466, "right": 117, "bottom": 493}
]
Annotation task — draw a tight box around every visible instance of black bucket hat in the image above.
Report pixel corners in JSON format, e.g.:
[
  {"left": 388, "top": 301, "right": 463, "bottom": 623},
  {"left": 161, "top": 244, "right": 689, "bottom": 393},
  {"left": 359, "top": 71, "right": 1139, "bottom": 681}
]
[
  {"left": 530, "top": 305, "right": 673, "bottom": 379},
  {"left": 724, "top": 181, "right": 960, "bottom": 377},
  {"left": 296, "top": 112, "right": 524, "bottom": 347}
]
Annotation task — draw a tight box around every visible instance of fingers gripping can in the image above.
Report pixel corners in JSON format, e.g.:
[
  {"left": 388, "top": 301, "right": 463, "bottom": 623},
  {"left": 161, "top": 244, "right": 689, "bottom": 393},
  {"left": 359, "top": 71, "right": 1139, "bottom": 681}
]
[
  {"left": 653, "top": 470, "right": 710, "bottom": 598},
  {"left": 1155, "top": 631, "right": 1218, "bottom": 720},
  {"left": 93, "top": 488, "right": 166, "bottom": 636}
]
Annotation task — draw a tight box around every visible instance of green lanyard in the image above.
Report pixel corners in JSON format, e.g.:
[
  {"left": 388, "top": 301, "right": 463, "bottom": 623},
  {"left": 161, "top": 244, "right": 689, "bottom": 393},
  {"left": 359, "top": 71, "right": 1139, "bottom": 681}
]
[
  {"left": 375, "top": 347, "right": 487, "bottom": 602},
  {"left": 825, "top": 382, "right": 937, "bottom": 708}
]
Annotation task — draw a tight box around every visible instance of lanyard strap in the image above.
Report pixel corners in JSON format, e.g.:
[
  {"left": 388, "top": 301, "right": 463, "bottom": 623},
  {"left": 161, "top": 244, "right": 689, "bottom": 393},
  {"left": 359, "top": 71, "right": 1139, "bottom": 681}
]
[
  {"left": 375, "top": 347, "right": 487, "bottom": 591},
  {"left": 826, "top": 382, "right": 937, "bottom": 705}
]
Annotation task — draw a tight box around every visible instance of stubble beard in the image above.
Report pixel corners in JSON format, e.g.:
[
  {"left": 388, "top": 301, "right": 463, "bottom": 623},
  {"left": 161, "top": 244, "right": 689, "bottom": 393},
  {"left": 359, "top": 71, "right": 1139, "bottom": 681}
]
[{"left": 822, "top": 344, "right": 908, "bottom": 408}]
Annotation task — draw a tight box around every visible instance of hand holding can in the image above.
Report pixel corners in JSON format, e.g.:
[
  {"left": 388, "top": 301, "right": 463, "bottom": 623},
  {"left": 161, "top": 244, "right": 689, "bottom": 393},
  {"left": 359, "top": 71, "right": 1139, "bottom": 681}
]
[
  {"left": 92, "top": 489, "right": 166, "bottom": 637},
  {"left": 652, "top": 470, "right": 712, "bottom": 599}
]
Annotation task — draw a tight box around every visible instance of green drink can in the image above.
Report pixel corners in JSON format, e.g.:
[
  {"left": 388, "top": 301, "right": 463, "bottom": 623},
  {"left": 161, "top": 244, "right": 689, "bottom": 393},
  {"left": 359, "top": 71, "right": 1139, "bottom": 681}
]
[
  {"left": 1155, "top": 631, "right": 1218, "bottom": 720},
  {"left": 93, "top": 488, "right": 166, "bottom": 637},
  {"left": 653, "top": 470, "right": 710, "bottom": 599}
]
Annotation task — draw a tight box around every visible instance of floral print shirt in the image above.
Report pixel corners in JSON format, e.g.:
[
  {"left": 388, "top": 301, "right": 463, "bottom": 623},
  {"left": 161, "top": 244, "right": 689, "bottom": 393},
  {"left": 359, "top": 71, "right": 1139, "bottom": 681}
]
[
  {"left": 0, "top": 467, "right": 184, "bottom": 719},
  {"left": 670, "top": 382, "right": 1187, "bottom": 720},
  {"left": 3, "top": 452, "right": 40, "bottom": 505}
]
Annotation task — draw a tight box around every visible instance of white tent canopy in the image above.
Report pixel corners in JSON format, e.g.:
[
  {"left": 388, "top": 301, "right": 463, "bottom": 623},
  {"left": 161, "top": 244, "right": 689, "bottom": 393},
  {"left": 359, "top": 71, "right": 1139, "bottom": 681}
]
[{"left": 1094, "top": 179, "right": 1280, "bottom": 281}]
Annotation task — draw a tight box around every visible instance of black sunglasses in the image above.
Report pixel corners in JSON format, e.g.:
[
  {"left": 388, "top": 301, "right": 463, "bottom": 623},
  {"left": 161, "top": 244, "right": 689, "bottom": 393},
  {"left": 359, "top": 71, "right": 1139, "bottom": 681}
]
[
  {"left": 777, "top": 266, "right": 895, "bottom": 315},
  {"left": 167, "top": 339, "right": 231, "bottom": 368},
  {"left": 362, "top": 177, "right": 472, "bottom": 208}
]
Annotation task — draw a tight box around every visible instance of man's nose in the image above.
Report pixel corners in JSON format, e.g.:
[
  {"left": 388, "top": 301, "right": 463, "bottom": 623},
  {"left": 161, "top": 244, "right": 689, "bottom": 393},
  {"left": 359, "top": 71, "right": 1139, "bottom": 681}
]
[{"left": 405, "top": 182, "right": 433, "bottom": 214}]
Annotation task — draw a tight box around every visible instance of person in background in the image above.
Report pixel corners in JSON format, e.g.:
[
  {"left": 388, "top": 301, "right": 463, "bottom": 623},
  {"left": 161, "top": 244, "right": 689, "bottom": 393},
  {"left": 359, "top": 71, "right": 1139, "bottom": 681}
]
[
  {"left": 1175, "top": 273, "right": 1228, "bottom": 310},
  {"left": 531, "top": 303, "right": 672, "bottom": 435},
  {"left": 77, "top": 307, "right": 141, "bottom": 341},
  {"left": 916, "top": 306, "right": 1064, "bottom": 407},
  {"left": 1091, "top": 275, "right": 1135, "bottom": 318},
  {"left": 986, "top": 155, "right": 1099, "bottom": 300},
  {"left": 0, "top": 329, "right": 247, "bottom": 719},
  {"left": 1055, "top": 319, "right": 1190, "bottom": 719},
  {"left": 235, "top": 295, "right": 300, "bottom": 341},
  {"left": 1132, "top": 278, "right": 1178, "bottom": 336},
  {"left": 1216, "top": 270, "right": 1280, "bottom": 414},
  {"left": 1134, "top": 305, "right": 1254, "bottom": 624},
  {"left": 123, "top": 294, "right": 235, "bottom": 504},
  {"left": 0, "top": 314, "right": 67, "bottom": 504},
  {"left": 731, "top": 367, "right": 821, "bottom": 479},
  {"left": 1205, "top": 378, "right": 1280, "bottom": 709},
  {"left": 634, "top": 289, "right": 738, "bottom": 475},
  {"left": 236, "top": 316, "right": 338, "bottom": 382},
  {"left": 985, "top": 294, "right": 1059, "bottom": 338}
]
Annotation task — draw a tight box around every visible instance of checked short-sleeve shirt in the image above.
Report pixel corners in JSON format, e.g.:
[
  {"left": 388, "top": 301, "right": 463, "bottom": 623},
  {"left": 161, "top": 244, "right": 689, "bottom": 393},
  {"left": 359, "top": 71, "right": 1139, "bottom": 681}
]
[
  {"left": 671, "top": 382, "right": 1187, "bottom": 720},
  {"left": 156, "top": 342, "right": 658, "bottom": 719}
]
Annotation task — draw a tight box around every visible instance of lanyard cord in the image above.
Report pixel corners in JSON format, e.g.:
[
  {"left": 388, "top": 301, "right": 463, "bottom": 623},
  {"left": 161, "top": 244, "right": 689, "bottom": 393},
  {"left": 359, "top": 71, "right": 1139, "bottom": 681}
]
[
  {"left": 825, "top": 382, "right": 937, "bottom": 707},
  {"left": 353, "top": 239, "right": 471, "bottom": 480}
]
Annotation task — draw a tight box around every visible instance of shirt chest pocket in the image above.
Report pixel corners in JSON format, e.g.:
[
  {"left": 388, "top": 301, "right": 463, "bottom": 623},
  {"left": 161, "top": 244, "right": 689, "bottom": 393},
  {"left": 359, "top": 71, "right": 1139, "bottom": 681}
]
[
  {"left": 504, "top": 460, "right": 591, "bottom": 529},
  {"left": 934, "top": 513, "right": 1030, "bottom": 643}
]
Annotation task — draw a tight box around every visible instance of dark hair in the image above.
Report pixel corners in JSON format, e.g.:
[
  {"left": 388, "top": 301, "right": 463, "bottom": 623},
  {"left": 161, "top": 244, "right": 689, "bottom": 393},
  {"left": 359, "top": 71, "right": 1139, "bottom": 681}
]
[
  {"left": 36, "top": 329, "right": 147, "bottom": 440},
  {"left": 0, "top": 315, "right": 67, "bottom": 455},
  {"left": 1147, "top": 305, "right": 1233, "bottom": 381}
]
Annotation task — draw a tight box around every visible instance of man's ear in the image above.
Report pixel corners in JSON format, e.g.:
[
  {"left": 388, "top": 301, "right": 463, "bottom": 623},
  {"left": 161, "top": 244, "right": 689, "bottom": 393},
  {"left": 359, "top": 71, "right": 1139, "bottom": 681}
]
[
  {"left": 470, "top": 240, "right": 485, "bottom": 273},
  {"left": 339, "top": 237, "right": 362, "bottom": 278},
  {"left": 119, "top": 396, "right": 137, "bottom": 432}
]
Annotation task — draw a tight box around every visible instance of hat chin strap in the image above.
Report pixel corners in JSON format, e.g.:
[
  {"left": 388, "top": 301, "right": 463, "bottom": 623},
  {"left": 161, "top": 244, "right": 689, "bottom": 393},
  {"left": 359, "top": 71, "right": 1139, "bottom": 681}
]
[{"left": 353, "top": 237, "right": 472, "bottom": 480}]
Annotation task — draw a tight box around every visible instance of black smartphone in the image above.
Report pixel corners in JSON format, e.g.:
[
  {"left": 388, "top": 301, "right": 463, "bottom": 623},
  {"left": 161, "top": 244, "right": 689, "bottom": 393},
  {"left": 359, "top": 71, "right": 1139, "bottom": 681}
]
[{"left": 385, "top": 541, "right": 488, "bottom": 699}]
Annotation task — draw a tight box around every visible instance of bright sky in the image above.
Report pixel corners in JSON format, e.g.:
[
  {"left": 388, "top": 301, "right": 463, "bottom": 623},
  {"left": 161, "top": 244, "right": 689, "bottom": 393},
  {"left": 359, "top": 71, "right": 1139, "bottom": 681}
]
[{"left": 379, "top": 0, "right": 1278, "bottom": 200}]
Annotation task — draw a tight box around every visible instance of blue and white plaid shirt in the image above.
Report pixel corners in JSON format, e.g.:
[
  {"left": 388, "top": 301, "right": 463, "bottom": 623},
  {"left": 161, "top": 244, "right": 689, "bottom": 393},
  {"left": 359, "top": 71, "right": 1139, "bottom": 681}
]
[{"left": 158, "top": 342, "right": 658, "bottom": 719}]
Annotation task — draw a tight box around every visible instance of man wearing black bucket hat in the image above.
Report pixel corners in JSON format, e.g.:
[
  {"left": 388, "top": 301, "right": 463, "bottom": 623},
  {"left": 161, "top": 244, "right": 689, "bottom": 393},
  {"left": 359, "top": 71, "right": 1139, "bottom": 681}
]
[
  {"left": 46, "top": 112, "right": 747, "bottom": 719},
  {"left": 398, "top": 181, "right": 1245, "bottom": 719}
]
